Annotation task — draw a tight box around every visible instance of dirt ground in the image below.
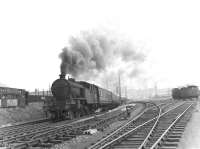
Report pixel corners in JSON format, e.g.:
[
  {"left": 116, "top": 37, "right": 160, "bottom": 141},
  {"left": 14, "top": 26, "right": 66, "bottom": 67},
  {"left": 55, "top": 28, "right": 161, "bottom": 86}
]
[
  {"left": 51, "top": 103, "right": 145, "bottom": 149},
  {"left": 0, "top": 102, "right": 45, "bottom": 127},
  {"left": 178, "top": 100, "right": 200, "bottom": 149}
]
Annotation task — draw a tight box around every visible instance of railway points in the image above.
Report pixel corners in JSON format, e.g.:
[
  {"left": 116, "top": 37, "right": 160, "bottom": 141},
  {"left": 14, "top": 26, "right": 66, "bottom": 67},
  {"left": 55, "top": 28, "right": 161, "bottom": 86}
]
[
  {"left": 89, "top": 101, "right": 195, "bottom": 149},
  {"left": 0, "top": 74, "right": 198, "bottom": 149},
  {"left": 0, "top": 96, "right": 197, "bottom": 149}
]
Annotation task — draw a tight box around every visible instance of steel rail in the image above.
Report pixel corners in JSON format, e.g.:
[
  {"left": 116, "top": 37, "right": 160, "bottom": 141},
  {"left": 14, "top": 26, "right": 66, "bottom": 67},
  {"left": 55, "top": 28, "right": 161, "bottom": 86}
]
[
  {"left": 0, "top": 106, "right": 125, "bottom": 143},
  {"left": 89, "top": 102, "right": 160, "bottom": 149},
  {"left": 1, "top": 105, "right": 134, "bottom": 148},
  {"left": 88, "top": 107, "right": 147, "bottom": 149},
  {"left": 149, "top": 102, "right": 194, "bottom": 149},
  {"left": 89, "top": 102, "right": 173, "bottom": 149},
  {"left": 138, "top": 104, "right": 162, "bottom": 149},
  {"left": 97, "top": 102, "right": 188, "bottom": 149},
  {"left": 98, "top": 115, "right": 158, "bottom": 149},
  {"left": 0, "top": 118, "right": 50, "bottom": 130},
  {"left": 138, "top": 101, "right": 185, "bottom": 149}
]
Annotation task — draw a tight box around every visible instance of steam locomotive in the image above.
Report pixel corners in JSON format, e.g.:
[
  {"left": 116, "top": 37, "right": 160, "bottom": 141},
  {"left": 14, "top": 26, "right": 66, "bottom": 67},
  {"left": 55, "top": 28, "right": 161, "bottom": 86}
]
[
  {"left": 46, "top": 74, "right": 124, "bottom": 121},
  {"left": 172, "top": 85, "right": 199, "bottom": 100}
]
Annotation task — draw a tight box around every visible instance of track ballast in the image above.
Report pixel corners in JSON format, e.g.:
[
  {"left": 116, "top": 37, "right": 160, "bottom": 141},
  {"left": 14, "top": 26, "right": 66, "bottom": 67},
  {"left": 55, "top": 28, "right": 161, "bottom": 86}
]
[{"left": 89, "top": 101, "right": 195, "bottom": 149}]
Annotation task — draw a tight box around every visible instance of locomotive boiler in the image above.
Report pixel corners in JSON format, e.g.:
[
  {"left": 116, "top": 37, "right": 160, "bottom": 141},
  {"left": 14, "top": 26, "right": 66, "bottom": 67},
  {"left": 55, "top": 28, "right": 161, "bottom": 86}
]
[{"left": 48, "top": 73, "right": 122, "bottom": 121}]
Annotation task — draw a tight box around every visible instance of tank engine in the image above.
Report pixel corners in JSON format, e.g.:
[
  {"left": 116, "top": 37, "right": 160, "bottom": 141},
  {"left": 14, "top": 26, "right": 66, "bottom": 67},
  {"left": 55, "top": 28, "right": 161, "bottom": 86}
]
[
  {"left": 48, "top": 73, "right": 122, "bottom": 121},
  {"left": 172, "top": 85, "right": 199, "bottom": 100}
]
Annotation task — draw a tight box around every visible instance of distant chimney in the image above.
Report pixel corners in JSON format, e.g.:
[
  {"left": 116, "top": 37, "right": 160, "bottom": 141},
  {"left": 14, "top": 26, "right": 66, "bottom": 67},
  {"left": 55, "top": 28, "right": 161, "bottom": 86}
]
[{"left": 59, "top": 73, "right": 66, "bottom": 79}]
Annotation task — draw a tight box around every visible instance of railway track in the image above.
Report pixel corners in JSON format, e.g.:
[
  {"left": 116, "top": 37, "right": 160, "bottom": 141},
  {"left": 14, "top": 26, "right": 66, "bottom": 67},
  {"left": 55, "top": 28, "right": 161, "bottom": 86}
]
[
  {"left": 0, "top": 108, "right": 119, "bottom": 142},
  {"left": 147, "top": 102, "right": 194, "bottom": 149},
  {"left": 0, "top": 100, "right": 173, "bottom": 149},
  {"left": 0, "top": 104, "right": 132, "bottom": 136},
  {"left": 89, "top": 101, "right": 195, "bottom": 149},
  {"left": 0, "top": 104, "right": 137, "bottom": 149},
  {"left": 88, "top": 102, "right": 161, "bottom": 149}
]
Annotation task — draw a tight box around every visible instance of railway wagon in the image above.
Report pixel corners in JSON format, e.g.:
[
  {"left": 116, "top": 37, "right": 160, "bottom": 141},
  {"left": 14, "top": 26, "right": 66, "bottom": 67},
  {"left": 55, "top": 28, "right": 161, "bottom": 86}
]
[
  {"left": 47, "top": 73, "right": 123, "bottom": 121},
  {"left": 172, "top": 85, "right": 199, "bottom": 100},
  {"left": 172, "top": 88, "right": 180, "bottom": 99},
  {"left": 0, "top": 87, "right": 28, "bottom": 107}
]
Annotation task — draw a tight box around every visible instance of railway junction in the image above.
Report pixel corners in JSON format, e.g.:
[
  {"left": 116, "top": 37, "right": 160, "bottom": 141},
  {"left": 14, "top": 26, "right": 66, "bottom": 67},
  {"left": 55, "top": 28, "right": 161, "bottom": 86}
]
[
  {"left": 2, "top": 1, "right": 200, "bottom": 148},
  {"left": 0, "top": 98, "right": 197, "bottom": 149}
]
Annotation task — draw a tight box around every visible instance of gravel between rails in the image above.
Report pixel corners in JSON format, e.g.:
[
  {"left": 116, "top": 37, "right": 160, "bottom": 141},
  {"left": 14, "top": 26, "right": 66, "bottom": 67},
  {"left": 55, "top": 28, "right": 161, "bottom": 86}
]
[
  {"left": 51, "top": 103, "right": 146, "bottom": 149},
  {"left": 0, "top": 103, "right": 145, "bottom": 149},
  {"left": 51, "top": 100, "right": 177, "bottom": 149}
]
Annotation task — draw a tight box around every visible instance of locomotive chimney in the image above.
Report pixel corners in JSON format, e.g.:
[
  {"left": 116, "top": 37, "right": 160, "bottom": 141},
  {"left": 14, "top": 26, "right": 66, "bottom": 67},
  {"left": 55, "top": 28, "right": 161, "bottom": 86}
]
[{"left": 59, "top": 73, "right": 66, "bottom": 79}]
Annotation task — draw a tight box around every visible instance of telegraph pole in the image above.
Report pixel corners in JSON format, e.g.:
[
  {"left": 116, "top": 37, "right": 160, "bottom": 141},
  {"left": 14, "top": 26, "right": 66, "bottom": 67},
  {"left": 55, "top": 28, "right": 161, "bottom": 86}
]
[
  {"left": 125, "top": 86, "right": 127, "bottom": 98},
  {"left": 118, "top": 72, "right": 121, "bottom": 102},
  {"left": 155, "top": 82, "right": 158, "bottom": 97}
]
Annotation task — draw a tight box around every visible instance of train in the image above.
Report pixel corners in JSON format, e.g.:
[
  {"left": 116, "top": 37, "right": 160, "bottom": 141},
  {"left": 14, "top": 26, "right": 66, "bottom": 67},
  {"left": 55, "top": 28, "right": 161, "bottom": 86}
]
[
  {"left": 45, "top": 73, "right": 125, "bottom": 121},
  {"left": 172, "top": 85, "right": 199, "bottom": 100}
]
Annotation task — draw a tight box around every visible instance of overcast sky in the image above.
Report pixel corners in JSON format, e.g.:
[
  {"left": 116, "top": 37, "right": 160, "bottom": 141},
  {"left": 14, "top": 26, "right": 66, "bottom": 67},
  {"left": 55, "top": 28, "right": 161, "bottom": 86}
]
[{"left": 0, "top": 0, "right": 200, "bottom": 91}]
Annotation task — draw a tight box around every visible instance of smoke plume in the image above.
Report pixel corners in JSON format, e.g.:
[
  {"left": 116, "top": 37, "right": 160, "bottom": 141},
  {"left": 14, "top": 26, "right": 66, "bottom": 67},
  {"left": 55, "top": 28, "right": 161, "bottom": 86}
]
[{"left": 59, "top": 30, "right": 146, "bottom": 80}]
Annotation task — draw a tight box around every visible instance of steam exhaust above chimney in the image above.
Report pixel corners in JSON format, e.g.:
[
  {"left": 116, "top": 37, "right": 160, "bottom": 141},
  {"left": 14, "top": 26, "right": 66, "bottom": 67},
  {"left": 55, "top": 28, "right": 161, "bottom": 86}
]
[{"left": 59, "top": 73, "right": 66, "bottom": 79}]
